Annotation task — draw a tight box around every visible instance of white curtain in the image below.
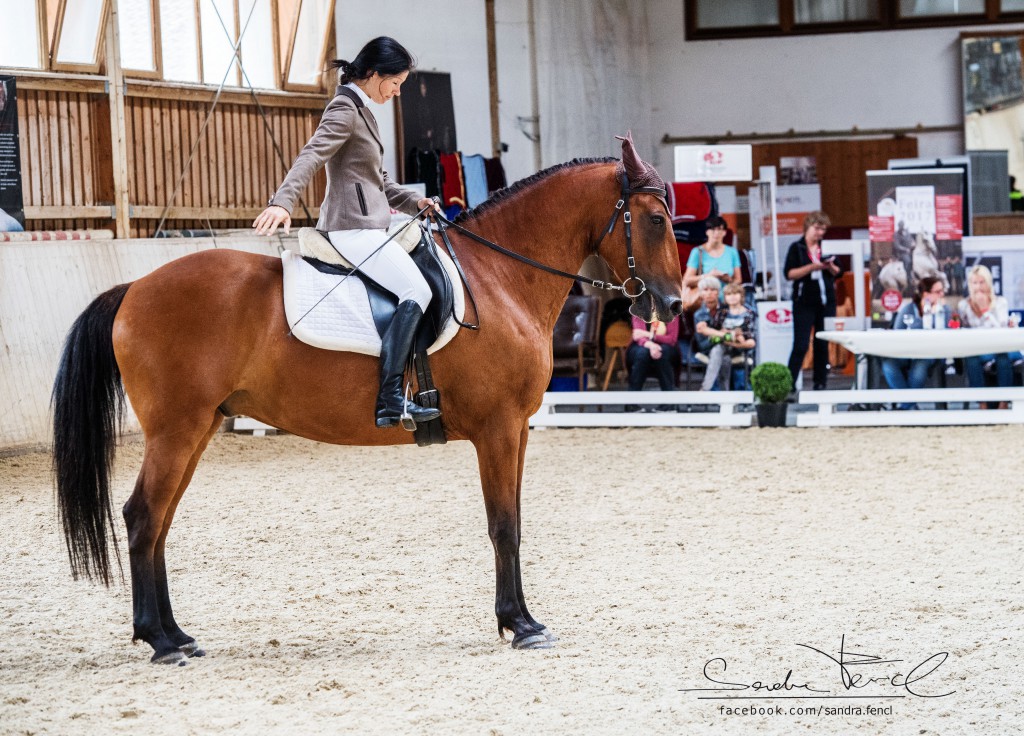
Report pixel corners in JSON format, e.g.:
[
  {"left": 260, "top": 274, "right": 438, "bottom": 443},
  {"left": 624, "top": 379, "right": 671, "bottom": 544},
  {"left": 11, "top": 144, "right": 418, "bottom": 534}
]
[{"left": 534, "top": 0, "right": 653, "bottom": 168}]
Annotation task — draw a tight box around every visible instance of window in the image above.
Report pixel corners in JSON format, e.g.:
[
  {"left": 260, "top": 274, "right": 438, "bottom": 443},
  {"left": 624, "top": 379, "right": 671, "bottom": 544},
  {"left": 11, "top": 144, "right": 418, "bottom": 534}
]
[
  {"left": 119, "top": 0, "right": 158, "bottom": 72},
  {"left": 795, "top": 0, "right": 878, "bottom": 24},
  {"left": 688, "top": 0, "right": 1024, "bottom": 39},
  {"left": 900, "top": 0, "right": 985, "bottom": 16},
  {"left": 697, "top": 0, "right": 777, "bottom": 29},
  {"left": 160, "top": 0, "right": 201, "bottom": 83},
  {"left": 0, "top": 0, "right": 43, "bottom": 68},
  {"left": 285, "top": 0, "right": 332, "bottom": 88},
  {"left": 54, "top": 0, "right": 105, "bottom": 67},
  {"left": 0, "top": 0, "right": 334, "bottom": 92}
]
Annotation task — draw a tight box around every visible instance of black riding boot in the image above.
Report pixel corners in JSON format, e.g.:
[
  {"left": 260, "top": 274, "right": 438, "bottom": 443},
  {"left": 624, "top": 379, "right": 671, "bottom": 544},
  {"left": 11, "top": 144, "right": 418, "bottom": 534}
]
[{"left": 375, "top": 300, "right": 442, "bottom": 429}]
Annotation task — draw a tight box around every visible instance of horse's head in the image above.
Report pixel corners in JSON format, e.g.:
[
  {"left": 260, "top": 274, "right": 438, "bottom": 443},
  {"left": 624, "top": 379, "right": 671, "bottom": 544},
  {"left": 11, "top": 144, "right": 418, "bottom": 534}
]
[{"left": 598, "top": 132, "right": 683, "bottom": 322}]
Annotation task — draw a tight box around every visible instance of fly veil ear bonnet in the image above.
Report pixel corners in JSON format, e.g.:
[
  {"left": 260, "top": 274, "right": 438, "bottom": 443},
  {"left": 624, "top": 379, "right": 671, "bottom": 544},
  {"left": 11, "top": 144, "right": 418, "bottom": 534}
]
[{"left": 615, "top": 130, "right": 668, "bottom": 210}]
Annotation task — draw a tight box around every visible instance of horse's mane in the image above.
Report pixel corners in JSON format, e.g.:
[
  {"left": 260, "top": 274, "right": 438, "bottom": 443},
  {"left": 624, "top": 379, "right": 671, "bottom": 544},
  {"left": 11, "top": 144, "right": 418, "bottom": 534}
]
[{"left": 456, "top": 157, "right": 617, "bottom": 223}]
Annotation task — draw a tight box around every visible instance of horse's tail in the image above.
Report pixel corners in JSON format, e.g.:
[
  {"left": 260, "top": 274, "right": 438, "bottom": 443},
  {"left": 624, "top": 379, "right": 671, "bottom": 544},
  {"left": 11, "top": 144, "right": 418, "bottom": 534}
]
[{"left": 52, "top": 282, "right": 132, "bottom": 586}]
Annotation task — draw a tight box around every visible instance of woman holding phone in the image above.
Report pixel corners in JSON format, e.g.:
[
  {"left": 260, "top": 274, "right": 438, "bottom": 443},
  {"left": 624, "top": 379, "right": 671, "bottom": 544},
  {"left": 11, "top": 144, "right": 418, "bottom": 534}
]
[{"left": 785, "top": 211, "right": 842, "bottom": 391}]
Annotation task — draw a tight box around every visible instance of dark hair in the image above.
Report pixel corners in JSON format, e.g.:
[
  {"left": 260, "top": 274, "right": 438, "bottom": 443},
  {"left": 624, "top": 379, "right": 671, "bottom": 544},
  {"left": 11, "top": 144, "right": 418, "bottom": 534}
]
[
  {"left": 705, "top": 215, "right": 728, "bottom": 231},
  {"left": 913, "top": 275, "right": 943, "bottom": 313},
  {"left": 332, "top": 36, "right": 415, "bottom": 85}
]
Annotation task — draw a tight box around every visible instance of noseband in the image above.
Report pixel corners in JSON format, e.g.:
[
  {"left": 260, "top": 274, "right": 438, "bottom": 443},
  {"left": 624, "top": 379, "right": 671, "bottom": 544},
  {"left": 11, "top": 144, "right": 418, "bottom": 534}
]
[{"left": 435, "top": 174, "right": 669, "bottom": 304}]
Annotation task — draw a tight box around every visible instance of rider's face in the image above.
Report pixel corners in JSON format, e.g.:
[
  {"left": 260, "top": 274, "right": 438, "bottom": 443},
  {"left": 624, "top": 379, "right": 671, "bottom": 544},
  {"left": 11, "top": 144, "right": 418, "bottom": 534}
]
[{"left": 365, "top": 71, "right": 409, "bottom": 104}]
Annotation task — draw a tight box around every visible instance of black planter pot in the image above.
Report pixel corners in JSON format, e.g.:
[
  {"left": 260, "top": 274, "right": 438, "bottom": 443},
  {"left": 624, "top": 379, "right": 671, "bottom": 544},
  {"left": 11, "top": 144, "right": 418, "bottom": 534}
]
[{"left": 755, "top": 402, "right": 788, "bottom": 428}]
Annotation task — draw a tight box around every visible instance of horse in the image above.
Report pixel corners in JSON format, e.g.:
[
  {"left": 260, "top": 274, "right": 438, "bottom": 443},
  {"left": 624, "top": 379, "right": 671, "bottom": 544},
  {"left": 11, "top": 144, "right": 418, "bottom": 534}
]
[
  {"left": 912, "top": 231, "right": 948, "bottom": 291},
  {"left": 877, "top": 258, "right": 908, "bottom": 295},
  {"left": 52, "top": 136, "right": 683, "bottom": 663}
]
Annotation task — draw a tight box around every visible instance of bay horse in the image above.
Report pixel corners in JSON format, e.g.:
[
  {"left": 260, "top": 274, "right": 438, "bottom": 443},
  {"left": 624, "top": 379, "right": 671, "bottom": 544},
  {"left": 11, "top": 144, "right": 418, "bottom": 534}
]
[{"left": 53, "top": 137, "right": 683, "bottom": 663}]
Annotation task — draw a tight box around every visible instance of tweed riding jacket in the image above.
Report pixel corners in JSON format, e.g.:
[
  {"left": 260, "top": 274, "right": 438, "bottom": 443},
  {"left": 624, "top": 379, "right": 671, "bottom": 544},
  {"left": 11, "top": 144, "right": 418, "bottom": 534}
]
[{"left": 269, "top": 86, "right": 420, "bottom": 231}]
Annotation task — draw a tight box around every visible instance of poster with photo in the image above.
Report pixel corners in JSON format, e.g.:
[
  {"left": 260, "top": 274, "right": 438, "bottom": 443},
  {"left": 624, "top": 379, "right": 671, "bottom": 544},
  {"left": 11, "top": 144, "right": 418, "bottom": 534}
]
[
  {"left": 866, "top": 169, "right": 964, "bottom": 325},
  {"left": 748, "top": 183, "right": 821, "bottom": 301},
  {"left": 0, "top": 75, "right": 24, "bottom": 227},
  {"left": 779, "top": 156, "right": 817, "bottom": 185}
]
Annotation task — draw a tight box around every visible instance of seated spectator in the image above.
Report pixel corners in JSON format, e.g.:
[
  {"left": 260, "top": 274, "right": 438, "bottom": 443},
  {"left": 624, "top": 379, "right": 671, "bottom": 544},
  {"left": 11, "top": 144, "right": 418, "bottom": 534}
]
[
  {"left": 881, "top": 276, "right": 949, "bottom": 409},
  {"left": 699, "top": 282, "right": 756, "bottom": 391},
  {"left": 692, "top": 276, "right": 723, "bottom": 359},
  {"left": 958, "top": 264, "right": 1019, "bottom": 397},
  {"left": 627, "top": 315, "right": 680, "bottom": 410}
]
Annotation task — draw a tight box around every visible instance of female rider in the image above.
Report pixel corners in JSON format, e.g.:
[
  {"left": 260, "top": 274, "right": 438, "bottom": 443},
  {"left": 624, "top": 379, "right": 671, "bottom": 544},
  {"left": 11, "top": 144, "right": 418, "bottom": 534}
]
[{"left": 254, "top": 37, "right": 441, "bottom": 429}]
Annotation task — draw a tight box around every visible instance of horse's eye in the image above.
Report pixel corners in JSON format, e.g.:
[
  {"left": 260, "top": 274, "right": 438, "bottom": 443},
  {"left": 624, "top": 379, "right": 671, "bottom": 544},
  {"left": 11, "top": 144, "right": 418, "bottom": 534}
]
[{"left": 651, "top": 215, "right": 665, "bottom": 226}]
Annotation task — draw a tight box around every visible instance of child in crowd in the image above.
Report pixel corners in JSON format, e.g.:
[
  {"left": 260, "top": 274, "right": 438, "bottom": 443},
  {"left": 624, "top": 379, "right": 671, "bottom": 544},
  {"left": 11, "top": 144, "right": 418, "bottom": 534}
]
[{"left": 699, "top": 282, "right": 756, "bottom": 391}]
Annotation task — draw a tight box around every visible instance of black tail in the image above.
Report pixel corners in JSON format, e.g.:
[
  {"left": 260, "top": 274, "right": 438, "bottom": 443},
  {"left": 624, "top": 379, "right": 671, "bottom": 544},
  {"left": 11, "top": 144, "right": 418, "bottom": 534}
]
[{"left": 52, "top": 283, "right": 132, "bottom": 586}]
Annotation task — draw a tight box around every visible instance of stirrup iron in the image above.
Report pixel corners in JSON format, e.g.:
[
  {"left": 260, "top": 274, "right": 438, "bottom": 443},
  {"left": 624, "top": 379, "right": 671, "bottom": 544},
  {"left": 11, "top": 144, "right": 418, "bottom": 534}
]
[{"left": 400, "top": 383, "right": 416, "bottom": 432}]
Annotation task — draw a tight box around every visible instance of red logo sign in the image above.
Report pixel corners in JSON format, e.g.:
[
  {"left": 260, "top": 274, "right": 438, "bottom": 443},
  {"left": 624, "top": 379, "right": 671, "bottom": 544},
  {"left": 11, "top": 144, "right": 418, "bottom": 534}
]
[
  {"left": 881, "top": 289, "right": 903, "bottom": 312},
  {"left": 703, "top": 150, "right": 724, "bottom": 165},
  {"left": 765, "top": 308, "right": 792, "bottom": 325}
]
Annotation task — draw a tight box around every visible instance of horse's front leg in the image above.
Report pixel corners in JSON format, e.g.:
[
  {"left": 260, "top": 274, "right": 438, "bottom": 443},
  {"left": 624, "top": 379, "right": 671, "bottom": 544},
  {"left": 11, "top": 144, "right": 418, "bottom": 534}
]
[
  {"left": 513, "top": 422, "right": 556, "bottom": 643},
  {"left": 474, "top": 420, "right": 551, "bottom": 649}
]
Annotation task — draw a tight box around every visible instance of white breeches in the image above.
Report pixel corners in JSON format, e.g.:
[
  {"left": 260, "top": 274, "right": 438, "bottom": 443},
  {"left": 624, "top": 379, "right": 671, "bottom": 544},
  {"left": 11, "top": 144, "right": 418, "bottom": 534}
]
[{"left": 328, "top": 229, "right": 431, "bottom": 312}]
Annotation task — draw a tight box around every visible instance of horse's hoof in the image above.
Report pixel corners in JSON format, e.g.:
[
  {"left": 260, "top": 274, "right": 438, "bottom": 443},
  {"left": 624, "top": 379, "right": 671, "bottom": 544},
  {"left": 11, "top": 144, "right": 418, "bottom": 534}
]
[
  {"left": 511, "top": 632, "right": 554, "bottom": 650},
  {"left": 536, "top": 626, "right": 558, "bottom": 642},
  {"left": 179, "top": 642, "right": 206, "bottom": 657},
  {"left": 151, "top": 649, "right": 186, "bottom": 665}
]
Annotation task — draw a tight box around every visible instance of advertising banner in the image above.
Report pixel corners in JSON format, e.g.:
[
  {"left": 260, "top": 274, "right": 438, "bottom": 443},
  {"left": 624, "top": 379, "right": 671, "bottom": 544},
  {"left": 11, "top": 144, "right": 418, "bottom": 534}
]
[
  {"left": 749, "top": 184, "right": 821, "bottom": 301},
  {"left": 867, "top": 169, "right": 964, "bottom": 326},
  {"left": 674, "top": 144, "right": 753, "bottom": 182},
  {"left": 756, "top": 300, "right": 794, "bottom": 367},
  {"left": 0, "top": 76, "right": 23, "bottom": 227}
]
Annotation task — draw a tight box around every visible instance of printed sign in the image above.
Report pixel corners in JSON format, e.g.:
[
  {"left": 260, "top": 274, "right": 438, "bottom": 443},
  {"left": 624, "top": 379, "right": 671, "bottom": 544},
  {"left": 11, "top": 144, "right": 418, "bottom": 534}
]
[
  {"left": 867, "top": 169, "right": 964, "bottom": 326},
  {"left": 0, "top": 75, "right": 24, "bottom": 227},
  {"left": 674, "top": 144, "right": 753, "bottom": 182}
]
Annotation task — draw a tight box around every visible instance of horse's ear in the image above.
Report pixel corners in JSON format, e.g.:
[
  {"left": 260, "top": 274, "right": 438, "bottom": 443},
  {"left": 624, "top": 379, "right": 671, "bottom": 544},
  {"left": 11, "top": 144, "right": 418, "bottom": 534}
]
[{"left": 615, "top": 130, "right": 646, "bottom": 183}]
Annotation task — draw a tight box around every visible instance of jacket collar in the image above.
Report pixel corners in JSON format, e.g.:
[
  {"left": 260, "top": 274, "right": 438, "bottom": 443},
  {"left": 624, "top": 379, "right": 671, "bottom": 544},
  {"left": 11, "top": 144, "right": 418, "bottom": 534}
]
[
  {"left": 336, "top": 85, "right": 384, "bottom": 151},
  {"left": 336, "top": 85, "right": 364, "bottom": 107}
]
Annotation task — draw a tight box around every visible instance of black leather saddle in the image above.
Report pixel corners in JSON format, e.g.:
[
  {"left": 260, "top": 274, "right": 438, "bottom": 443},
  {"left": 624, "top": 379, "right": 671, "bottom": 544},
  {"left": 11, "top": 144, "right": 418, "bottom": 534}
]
[{"left": 301, "top": 228, "right": 456, "bottom": 353}]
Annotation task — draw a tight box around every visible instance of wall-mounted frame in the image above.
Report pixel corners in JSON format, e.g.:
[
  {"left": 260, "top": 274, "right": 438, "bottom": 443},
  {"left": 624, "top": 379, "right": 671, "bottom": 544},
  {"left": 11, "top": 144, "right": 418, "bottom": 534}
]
[{"left": 962, "top": 31, "right": 1024, "bottom": 185}]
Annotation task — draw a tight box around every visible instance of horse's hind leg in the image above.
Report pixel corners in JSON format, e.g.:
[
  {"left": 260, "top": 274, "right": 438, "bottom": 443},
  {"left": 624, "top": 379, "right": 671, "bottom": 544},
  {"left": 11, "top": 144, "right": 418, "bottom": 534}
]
[
  {"left": 153, "top": 414, "right": 223, "bottom": 658},
  {"left": 124, "top": 414, "right": 219, "bottom": 664}
]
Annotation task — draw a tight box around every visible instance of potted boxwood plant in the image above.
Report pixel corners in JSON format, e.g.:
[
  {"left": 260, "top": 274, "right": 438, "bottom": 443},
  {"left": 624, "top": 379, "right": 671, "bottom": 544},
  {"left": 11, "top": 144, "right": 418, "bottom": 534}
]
[{"left": 750, "top": 361, "right": 792, "bottom": 428}]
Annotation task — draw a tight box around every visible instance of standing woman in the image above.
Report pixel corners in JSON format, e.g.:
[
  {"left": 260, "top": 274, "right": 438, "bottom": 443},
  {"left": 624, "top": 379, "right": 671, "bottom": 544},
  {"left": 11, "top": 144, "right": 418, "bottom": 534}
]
[
  {"left": 785, "top": 211, "right": 842, "bottom": 390},
  {"left": 254, "top": 37, "right": 441, "bottom": 429}
]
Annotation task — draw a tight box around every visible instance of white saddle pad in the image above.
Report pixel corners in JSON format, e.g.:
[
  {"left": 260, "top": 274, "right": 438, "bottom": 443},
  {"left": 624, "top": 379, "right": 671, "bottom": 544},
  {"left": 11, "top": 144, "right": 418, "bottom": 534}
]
[{"left": 281, "top": 229, "right": 465, "bottom": 356}]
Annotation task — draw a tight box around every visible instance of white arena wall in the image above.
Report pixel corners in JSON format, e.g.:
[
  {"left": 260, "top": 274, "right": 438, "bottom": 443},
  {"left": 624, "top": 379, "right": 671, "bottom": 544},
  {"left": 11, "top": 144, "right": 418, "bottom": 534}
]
[
  {"left": 645, "top": 1, "right": 1024, "bottom": 172},
  {"left": 0, "top": 238, "right": 283, "bottom": 453}
]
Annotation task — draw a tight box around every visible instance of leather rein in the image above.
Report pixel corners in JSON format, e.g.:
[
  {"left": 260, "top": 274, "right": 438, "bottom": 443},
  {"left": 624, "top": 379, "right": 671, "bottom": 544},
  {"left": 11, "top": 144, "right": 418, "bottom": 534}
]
[{"left": 432, "top": 174, "right": 669, "bottom": 329}]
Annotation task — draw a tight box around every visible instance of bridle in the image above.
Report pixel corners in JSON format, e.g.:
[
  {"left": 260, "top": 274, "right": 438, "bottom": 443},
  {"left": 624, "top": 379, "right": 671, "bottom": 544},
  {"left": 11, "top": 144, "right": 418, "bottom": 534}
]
[
  {"left": 434, "top": 173, "right": 670, "bottom": 304},
  {"left": 592, "top": 173, "right": 671, "bottom": 299}
]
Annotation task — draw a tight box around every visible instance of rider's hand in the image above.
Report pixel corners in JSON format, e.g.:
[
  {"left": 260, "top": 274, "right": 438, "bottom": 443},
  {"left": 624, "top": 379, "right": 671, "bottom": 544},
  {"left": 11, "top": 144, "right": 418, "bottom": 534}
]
[
  {"left": 253, "top": 205, "right": 291, "bottom": 236},
  {"left": 418, "top": 197, "right": 442, "bottom": 216}
]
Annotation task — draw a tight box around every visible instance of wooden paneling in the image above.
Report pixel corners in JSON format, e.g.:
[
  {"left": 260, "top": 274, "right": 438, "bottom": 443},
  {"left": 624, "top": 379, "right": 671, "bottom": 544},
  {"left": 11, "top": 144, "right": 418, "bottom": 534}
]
[
  {"left": 973, "top": 213, "right": 1024, "bottom": 236},
  {"left": 18, "top": 82, "right": 328, "bottom": 237},
  {"left": 18, "top": 89, "right": 109, "bottom": 232},
  {"left": 750, "top": 138, "right": 919, "bottom": 228}
]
